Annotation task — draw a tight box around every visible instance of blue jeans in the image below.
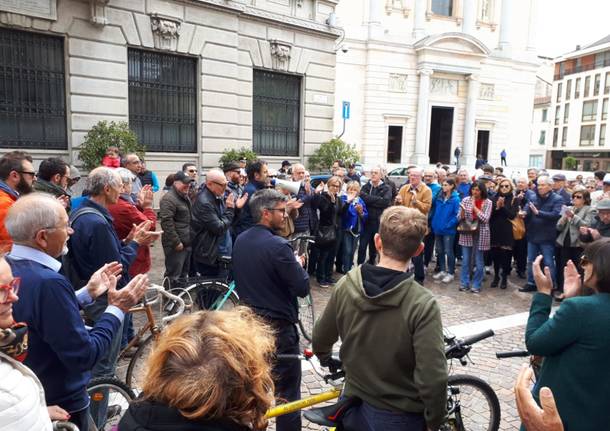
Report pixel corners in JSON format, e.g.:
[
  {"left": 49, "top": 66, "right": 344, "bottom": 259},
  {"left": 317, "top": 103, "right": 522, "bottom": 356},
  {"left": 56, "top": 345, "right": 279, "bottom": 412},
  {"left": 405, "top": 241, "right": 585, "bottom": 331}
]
[
  {"left": 341, "top": 231, "right": 359, "bottom": 272},
  {"left": 461, "top": 246, "right": 484, "bottom": 290},
  {"left": 527, "top": 242, "right": 556, "bottom": 287},
  {"left": 435, "top": 234, "right": 456, "bottom": 274},
  {"left": 342, "top": 401, "right": 425, "bottom": 431}
]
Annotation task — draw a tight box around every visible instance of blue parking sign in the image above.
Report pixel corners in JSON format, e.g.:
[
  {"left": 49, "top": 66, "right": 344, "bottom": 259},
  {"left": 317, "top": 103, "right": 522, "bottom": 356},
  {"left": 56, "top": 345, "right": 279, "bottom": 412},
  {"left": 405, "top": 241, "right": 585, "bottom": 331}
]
[{"left": 342, "top": 101, "right": 350, "bottom": 120}]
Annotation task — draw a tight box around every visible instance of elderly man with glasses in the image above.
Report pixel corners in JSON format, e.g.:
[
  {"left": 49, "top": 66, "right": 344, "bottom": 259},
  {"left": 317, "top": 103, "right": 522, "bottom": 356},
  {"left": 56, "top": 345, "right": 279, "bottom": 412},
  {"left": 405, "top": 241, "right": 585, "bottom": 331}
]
[
  {"left": 191, "top": 168, "right": 248, "bottom": 277},
  {"left": 121, "top": 153, "right": 143, "bottom": 201}
]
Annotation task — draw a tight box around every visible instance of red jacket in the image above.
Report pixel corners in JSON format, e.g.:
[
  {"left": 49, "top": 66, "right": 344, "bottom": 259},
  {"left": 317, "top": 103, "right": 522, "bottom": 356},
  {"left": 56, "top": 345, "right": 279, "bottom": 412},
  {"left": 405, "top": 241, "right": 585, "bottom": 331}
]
[
  {"left": 0, "top": 188, "right": 17, "bottom": 253},
  {"left": 108, "top": 196, "right": 156, "bottom": 277}
]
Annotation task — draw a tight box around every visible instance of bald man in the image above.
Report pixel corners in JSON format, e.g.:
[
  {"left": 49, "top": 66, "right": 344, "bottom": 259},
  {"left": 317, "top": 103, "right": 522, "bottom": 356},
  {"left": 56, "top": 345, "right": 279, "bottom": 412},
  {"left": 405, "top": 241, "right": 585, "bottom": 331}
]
[{"left": 191, "top": 168, "right": 248, "bottom": 277}]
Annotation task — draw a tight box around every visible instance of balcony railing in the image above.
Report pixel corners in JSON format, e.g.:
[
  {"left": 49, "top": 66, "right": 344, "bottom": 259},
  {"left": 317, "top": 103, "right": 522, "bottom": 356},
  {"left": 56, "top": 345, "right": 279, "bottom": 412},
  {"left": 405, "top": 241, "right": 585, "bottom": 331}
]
[{"left": 554, "top": 59, "right": 610, "bottom": 80}]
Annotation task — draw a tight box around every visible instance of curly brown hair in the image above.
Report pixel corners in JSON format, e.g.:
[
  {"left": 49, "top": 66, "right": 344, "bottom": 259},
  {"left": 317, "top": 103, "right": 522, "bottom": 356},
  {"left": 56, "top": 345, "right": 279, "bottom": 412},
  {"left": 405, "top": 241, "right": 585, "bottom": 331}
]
[{"left": 141, "top": 307, "right": 276, "bottom": 429}]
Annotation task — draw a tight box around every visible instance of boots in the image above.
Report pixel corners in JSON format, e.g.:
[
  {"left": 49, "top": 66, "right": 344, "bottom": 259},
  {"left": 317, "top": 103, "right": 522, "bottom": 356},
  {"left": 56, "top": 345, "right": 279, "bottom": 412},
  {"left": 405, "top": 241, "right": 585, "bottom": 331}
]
[
  {"left": 490, "top": 273, "right": 499, "bottom": 288},
  {"left": 500, "top": 275, "right": 508, "bottom": 289}
]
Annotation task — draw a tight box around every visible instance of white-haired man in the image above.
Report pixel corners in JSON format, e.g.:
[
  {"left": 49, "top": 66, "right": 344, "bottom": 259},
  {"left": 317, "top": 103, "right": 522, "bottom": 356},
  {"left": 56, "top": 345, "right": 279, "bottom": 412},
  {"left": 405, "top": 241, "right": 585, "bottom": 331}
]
[{"left": 6, "top": 193, "right": 148, "bottom": 431}]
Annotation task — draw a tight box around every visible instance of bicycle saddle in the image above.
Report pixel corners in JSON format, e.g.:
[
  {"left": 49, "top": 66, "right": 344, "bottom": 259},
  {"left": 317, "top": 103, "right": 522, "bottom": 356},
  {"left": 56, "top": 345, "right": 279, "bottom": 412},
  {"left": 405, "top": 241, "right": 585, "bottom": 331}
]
[
  {"left": 218, "top": 255, "right": 232, "bottom": 265},
  {"left": 303, "top": 396, "right": 361, "bottom": 426}
]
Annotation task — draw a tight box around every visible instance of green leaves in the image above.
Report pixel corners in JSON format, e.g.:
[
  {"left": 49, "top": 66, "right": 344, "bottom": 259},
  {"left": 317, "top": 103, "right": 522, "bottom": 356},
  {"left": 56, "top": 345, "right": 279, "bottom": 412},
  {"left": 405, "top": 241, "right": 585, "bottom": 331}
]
[
  {"left": 218, "top": 147, "right": 258, "bottom": 167},
  {"left": 307, "top": 138, "right": 360, "bottom": 172},
  {"left": 78, "top": 121, "right": 145, "bottom": 171}
]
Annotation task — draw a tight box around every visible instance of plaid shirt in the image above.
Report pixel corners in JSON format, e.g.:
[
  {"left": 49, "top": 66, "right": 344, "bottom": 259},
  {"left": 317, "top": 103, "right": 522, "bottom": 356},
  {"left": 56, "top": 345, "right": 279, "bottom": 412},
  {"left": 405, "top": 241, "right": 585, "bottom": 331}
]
[{"left": 458, "top": 197, "right": 492, "bottom": 250}]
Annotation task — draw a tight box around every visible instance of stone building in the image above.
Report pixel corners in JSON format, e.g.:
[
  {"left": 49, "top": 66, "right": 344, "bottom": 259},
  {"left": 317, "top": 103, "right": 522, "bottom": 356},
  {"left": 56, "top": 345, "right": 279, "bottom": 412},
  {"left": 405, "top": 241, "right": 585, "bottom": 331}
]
[
  {"left": 0, "top": 0, "right": 341, "bottom": 176},
  {"left": 333, "top": 0, "right": 540, "bottom": 170},
  {"left": 546, "top": 35, "right": 610, "bottom": 171},
  {"left": 527, "top": 57, "right": 553, "bottom": 169}
]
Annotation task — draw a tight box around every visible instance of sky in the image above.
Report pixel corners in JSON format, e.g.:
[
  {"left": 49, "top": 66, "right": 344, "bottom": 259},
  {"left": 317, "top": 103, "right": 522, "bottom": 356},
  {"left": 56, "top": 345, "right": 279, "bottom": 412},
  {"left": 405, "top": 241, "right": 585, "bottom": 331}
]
[{"left": 537, "top": 0, "right": 610, "bottom": 58}]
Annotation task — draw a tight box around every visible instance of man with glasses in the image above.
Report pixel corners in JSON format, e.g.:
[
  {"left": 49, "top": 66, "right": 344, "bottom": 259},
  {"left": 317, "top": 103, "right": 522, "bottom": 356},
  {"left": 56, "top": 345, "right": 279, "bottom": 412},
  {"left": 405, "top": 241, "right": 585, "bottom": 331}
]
[
  {"left": 233, "top": 189, "right": 310, "bottom": 431},
  {"left": 0, "top": 151, "right": 35, "bottom": 253},
  {"left": 182, "top": 163, "right": 199, "bottom": 202},
  {"left": 222, "top": 161, "right": 244, "bottom": 199},
  {"left": 121, "top": 153, "right": 143, "bottom": 201},
  {"left": 357, "top": 166, "right": 392, "bottom": 266},
  {"left": 191, "top": 168, "right": 248, "bottom": 277},
  {"left": 234, "top": 160, "right": 269, "bottom": 236},
  {"left": 33, "top": 157, "right": 71, "bottom": 209},
  {"left": 580, "top": 198, "right": 610, "bottom": 243}
]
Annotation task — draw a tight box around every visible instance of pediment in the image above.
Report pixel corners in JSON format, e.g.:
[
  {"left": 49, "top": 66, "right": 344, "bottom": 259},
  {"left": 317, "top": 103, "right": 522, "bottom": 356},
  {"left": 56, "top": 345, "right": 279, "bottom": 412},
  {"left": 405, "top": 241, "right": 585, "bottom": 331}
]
[{"left": 415, "top": 32, "right": 491, "bottom": 57}]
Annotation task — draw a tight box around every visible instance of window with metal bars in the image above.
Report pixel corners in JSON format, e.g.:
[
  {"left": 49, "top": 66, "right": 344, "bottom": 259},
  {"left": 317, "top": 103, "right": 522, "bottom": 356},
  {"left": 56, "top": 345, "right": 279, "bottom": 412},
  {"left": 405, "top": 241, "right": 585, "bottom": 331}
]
[
  {"left": 253, "top": 70, "right": 301, "bottom": 157},
  {"left": 0, "top": 28, "right": 67, "bottom": 150},
  {"left": 128, "top": 49, "right": 197, "bottom": 153}
]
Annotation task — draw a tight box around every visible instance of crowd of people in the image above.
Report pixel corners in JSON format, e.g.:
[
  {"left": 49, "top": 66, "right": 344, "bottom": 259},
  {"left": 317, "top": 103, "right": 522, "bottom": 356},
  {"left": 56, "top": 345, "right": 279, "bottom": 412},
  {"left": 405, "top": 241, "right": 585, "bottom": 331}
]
[{"left": 0, "top": 148, "right": 608, "bottom": 431}]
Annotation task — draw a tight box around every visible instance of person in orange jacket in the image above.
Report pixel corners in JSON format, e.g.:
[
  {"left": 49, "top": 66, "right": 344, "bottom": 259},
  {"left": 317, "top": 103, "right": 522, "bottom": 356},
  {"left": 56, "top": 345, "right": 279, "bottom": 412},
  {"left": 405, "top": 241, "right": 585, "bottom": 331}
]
[{"left": 0, "top": 151, "right": 35, "bottom": 253}]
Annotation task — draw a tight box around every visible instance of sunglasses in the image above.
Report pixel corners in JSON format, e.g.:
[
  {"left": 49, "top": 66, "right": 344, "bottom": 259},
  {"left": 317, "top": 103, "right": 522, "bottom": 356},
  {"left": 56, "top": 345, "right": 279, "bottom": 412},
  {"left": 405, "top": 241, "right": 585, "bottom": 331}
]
[
  {"left": 0, "top": 277, "right": 20, "bottom": 304},
  {"left": 18, "top": 170, "right": 36, "bottom": 177},
  {"left": 499, "top": 184, "right": 511, "bottom": 189},
  {"left": 188, "top": 169, "right": 197, "bottom": 173}
]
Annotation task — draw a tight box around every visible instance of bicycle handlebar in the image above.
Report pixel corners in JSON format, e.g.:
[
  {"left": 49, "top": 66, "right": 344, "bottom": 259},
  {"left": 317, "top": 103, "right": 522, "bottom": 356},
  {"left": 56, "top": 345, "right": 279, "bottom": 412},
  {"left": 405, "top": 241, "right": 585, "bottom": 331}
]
[
  {"left": 461, "top": 329, "right": 495, "bottom": 346},
  {"left": 496, "top": 350, "right": 530, "bottom": 359},
  {"left": 148, "top": 284, "right": 186, "bottom": 324}
]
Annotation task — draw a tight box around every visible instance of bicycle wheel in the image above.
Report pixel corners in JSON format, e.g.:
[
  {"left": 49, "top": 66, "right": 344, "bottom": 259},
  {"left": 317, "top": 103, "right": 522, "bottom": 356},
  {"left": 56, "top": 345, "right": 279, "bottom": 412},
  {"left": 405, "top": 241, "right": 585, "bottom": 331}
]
[
  {"left": 125, "top": 335, "right": 154, "bottom": 391},
  {"left": 446, "top": 374, "right": 501, "bottom": 431},
  {"left": 87, "top": 376, "right": 135, "bottom": 431},
  {"left": 298, "top": 293, "right": 315, "bottom": 342},
  {"left": 180, "top": 281, "right": 239, "bottom": 311}
]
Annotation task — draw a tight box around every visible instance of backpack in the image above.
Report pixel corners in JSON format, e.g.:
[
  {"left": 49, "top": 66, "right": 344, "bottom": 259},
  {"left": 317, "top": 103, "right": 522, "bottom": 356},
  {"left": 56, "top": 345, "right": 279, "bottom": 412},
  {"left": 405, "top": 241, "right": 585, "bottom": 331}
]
[{"left": 61, "top": 207, "right": 106, "bottom": 289}]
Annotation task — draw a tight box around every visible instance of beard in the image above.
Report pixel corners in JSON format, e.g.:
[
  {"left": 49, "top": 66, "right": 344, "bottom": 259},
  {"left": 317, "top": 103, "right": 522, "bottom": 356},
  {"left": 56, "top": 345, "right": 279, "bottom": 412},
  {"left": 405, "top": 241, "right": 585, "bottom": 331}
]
[
  {"left": 15, "top": 176, "right": 32, "bottom": 195},
  {"left": 60, "top": 243, "right": 69, "bottom": 256}
]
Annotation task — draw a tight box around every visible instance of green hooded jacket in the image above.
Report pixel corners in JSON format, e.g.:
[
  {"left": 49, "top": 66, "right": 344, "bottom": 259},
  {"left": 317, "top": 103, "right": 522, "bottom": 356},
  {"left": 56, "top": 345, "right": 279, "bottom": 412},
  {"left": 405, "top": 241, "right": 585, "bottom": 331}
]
[{"left": 313, "top": 266, "right": 448, "bottom": 430}]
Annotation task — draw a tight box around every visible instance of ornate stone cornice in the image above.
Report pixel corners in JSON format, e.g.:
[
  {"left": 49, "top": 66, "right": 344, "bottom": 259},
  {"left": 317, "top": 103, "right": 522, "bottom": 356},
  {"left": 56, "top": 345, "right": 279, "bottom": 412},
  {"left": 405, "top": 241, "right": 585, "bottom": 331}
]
[
  {"left": 150, "top": 14, "right": 182, "bottom": 51},
  {"left": 188, "top": 0, "right": 341, "bottom": 38}
]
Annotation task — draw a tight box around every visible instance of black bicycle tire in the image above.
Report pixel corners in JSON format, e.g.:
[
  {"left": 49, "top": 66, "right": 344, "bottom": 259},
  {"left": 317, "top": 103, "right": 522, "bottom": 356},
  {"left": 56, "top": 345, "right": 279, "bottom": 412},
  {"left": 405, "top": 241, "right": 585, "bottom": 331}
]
[
  {"left": 125, "top": 335, "right": 154, "bottom": 390},
  {"left": 298, "top": 292, "right": 315, "bottom": 342},
  {"left": 87, "top": 376, "right": 135, "bottom": 430},
  {"left": 447, "top": 374, "right": 501, "bottom": 431},
  {"left": 181, "top": 280, "right": 239, "bottom": 311}
]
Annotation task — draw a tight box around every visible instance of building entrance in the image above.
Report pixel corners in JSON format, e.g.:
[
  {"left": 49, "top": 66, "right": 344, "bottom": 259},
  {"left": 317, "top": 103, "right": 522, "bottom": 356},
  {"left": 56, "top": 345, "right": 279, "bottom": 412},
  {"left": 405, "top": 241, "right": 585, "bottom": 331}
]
[
  {"left": 428, "top": 107, "right": 453, "bottom": 164},
  {"left": 476, "top": 130, "right": 490, "bottom": 161}
]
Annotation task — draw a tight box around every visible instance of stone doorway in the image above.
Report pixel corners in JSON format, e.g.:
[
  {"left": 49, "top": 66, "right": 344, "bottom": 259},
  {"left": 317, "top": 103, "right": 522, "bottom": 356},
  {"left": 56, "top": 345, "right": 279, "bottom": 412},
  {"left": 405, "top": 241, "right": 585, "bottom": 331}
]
[{"left": 429, "top": 106, "right": 454, "bottom": 164}]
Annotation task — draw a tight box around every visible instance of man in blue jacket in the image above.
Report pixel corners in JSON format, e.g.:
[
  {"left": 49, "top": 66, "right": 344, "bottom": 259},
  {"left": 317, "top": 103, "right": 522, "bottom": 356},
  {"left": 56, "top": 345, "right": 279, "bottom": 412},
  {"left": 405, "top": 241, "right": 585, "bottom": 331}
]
[
  {"left": 519, "top": 175, "right": 563, "bottom": 292},
  {"left": 6, "top": 193, "right": 148, "bottom": 431},
  {"left": 233, "top": 159, "right": 269, "bottom": 237},
  {"left": 233, "top": 189, "right": 310, "bottom": 431}
]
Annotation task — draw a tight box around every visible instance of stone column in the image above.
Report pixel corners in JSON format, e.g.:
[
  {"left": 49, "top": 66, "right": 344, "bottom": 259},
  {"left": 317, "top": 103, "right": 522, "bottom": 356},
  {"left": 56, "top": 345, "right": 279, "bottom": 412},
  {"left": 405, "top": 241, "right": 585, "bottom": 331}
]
[
  {"left": 412, "top": 0, "right": 427, "bottom": 41},
  {"left": 413, "top": 69, "right": 433, "bottom": 165},
  {"left": 368, "top": 0, "right": 383, "bottom": 40},
  {"left": 463, "top": 74, "right": 480, "bottom": 168},
  {"left": 462, "top": 0, "right": 476, "bottom": 36},
  {"left": 526, "top": 0, "right": 538, "bottom": 52},
  {"left": 497, "top": 0, "right": 513, "bottom": 56}
]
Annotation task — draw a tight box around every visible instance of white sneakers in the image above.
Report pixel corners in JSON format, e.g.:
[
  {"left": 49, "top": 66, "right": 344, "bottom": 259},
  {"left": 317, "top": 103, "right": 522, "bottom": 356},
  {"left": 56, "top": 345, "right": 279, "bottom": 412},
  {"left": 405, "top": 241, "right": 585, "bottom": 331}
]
[
  {"left": 433, "top": 271, "right": 454, "bottom": 284},
  {"left": 432, "top": 271, "right": 446, "bottom": 281}
]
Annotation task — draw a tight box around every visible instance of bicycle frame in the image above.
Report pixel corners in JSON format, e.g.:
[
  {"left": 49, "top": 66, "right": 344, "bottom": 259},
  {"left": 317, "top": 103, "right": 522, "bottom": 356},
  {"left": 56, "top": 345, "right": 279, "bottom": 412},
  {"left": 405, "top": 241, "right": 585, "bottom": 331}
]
[{"left": 265, "top": 388, "right": 341, "bottom": 418}]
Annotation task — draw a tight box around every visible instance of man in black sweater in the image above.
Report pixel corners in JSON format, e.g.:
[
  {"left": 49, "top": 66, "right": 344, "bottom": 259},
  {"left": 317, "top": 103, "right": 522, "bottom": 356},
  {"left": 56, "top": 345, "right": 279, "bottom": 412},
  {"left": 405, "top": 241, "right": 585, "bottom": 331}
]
[{"left": 233, "top": 189, "right": 309, "bottom": 431}]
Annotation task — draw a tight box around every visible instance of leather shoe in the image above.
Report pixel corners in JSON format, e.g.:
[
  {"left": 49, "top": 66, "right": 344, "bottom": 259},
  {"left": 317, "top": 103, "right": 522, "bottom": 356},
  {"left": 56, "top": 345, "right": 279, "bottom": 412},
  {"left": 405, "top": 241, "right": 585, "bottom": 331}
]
[{"left": 518, "top": 284, "right": 537, "bottom": 293}]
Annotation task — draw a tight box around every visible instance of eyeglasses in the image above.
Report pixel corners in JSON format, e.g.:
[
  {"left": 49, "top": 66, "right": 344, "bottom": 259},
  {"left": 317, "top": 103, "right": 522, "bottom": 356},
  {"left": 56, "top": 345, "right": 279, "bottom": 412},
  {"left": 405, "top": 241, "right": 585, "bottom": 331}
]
[
  {"left": 18, "top": 170, "right": 36, "bottom": 177},
  {"left": 212, "top": 181, "right": 228, "bottom": 188},
  {"left": 580, "top": 255, "right": 590, "bottom": 267},
  {"left": 499, "top": 184, "right": 511, "bottom": 189},
  {"left": 43, "top": 223, "right": 71, "bottom": 232},
  {"left": 0, "top": 277, "right": 20, "bottom": 304},
  {"left": 188, "top": 169, "right": 197, "bottom": 173},
  {"left": 573, "top": 195, "right": 584, "bottom": 199},
  {"left": 266, "top": 207, "right": 287, "bottom": 215}
]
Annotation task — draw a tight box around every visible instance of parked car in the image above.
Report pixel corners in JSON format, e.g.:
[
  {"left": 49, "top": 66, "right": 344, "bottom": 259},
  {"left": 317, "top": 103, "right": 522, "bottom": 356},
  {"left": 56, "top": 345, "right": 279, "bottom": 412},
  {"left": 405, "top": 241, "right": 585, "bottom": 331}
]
[{"left": 386, "top": 167, "right": 409, "bottom": 188}]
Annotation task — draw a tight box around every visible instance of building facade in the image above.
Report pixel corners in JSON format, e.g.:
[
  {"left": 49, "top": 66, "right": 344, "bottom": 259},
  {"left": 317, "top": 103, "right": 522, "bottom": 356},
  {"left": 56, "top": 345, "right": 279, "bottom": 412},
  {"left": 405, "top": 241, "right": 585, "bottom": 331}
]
[
  {"left": 333, "top": 0, "right": 540, "bottom": 170},
  {"left": 528, "top": 57, "right": 553, "bottom": 168},
  {"left": 0, "top": 0, "right": 341, "bottom": 176},
  {"left": 546, "top": 35, "right": 610, "bottom": 171}
]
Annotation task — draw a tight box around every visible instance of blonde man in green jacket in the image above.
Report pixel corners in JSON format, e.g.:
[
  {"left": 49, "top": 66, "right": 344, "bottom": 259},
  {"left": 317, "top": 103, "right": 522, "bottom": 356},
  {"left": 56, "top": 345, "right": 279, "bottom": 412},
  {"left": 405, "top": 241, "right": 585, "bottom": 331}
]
[{"left": 313, "top": 206, "right": 448, "bottom": 431}]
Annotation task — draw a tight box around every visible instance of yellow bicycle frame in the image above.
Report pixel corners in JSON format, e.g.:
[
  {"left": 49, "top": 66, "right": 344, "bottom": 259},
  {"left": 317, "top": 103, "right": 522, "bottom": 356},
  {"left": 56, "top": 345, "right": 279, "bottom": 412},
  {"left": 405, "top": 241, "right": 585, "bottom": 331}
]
[{"left": 265, "top": 387, "right": 342, "bottom": 418}]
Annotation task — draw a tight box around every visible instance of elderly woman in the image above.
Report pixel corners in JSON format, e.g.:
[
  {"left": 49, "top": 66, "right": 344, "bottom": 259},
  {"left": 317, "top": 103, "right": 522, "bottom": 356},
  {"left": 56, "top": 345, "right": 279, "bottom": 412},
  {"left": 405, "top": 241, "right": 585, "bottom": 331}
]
[
  {"left": 489, "top": 178, "right": 519, "bottom": 289},
  {"left": 458, "top": 181, "right": 493, "bottom": 293},
  {"left": 555, "top": 189, "right": 595, "bottom": 299},
  {"left": 119, "top": 308, "right": 276, "bottom": 431},
  {"left": 526, "top": 239, "right": 610, "bottom": 431},
  {"left": 0, "top": 256, "right": 69, "bottom": 430}
]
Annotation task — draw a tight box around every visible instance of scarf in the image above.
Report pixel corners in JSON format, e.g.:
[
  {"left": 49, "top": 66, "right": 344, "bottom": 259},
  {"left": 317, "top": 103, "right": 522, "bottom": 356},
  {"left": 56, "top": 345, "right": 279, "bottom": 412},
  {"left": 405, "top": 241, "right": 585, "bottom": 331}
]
[{"left": 0, "top": 322, "right": 29, "bottom": 362}]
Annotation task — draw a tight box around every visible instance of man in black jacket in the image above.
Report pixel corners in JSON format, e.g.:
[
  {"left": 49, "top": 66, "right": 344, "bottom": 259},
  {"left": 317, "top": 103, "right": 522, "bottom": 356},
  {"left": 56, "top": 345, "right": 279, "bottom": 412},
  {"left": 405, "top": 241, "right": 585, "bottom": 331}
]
[
  {"left": 160, "top": 171, "right": 194, "bottom": 282},
  {"left": 357, "top": 166, "right": 392, "bottom": 265},
  {"left": 233, "top": 189, "right": 310, "bottom": 431},
  {"left": 191, "top": 169, "right": 247, "bottom": 277},
  {"left": 580, "top": 199, "right": 610, "bottom": 243}
]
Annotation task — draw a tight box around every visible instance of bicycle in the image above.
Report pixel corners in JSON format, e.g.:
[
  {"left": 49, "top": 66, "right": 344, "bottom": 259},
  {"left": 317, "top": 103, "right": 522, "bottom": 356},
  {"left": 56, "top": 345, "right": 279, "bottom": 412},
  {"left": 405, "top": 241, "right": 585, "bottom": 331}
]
[
  {"left": 287, "top": 234, "right": 316, "bottom": 342},
  {"left": 267, "top": 329, "right": 501, "bottom": 431},
  {"left": 115, "top": 285, "right": 185, "bottom": 390},
  {"left": 87, "top": 376, "right": 135, "bottom": 431}
]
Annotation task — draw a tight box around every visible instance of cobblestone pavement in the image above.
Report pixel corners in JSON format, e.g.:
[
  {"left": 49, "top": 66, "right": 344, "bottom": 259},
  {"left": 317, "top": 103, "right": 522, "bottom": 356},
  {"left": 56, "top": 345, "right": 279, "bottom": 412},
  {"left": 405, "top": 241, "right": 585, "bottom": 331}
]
[{"left": 143, "top": 244, "right": 534, "bottom": 430}]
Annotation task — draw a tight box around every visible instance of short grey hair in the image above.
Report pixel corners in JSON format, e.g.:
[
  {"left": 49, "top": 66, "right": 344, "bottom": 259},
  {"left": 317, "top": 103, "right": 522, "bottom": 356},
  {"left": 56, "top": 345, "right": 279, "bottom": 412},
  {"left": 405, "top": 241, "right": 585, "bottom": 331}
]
[
  {"left": 249, "top": 189, "right": 288, "bottom": 222},
  {"left": 5, "top": 193, "right": 63, "bottom": 242},
  {"left": 537, "top": 175, "right": 554, "bottom": 186},
  {"left": 88, "top": 167, "right": 122, "bottom": 196},
  {"left": 115, "top": 167, "right": 135, "bottom": 184}
]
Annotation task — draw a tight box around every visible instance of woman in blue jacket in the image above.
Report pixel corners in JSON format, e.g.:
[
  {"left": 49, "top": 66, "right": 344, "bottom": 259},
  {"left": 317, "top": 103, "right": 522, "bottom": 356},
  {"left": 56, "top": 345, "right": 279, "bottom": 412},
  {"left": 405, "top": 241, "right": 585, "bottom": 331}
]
[
  {"left": 340, "top": 181, "right": 368, "bottom": 273},
  {"left": 431, "top": 179, "right": 460, "bottom": 283}
]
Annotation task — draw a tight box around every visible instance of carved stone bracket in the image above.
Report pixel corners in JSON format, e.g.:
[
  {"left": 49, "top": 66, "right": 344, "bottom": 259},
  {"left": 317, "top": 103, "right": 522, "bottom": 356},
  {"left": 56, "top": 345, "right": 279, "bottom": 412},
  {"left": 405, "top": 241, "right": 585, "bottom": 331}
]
[
  {"left": 385, "top": 0, "right": 410, "bottom": 17},
  {"left": 89, "top": 0, "right": 109, "bottom": 26},
  {"left": 150, "top": 14, "right": 182, "bottom": 51},
  {"left": 270, "top": 40, "right": 292, "bottom": 72}
]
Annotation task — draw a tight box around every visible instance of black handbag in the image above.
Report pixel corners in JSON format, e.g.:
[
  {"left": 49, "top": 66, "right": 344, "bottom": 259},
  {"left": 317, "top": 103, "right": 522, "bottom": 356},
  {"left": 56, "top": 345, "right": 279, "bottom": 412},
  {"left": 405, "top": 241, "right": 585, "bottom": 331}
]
[
  {"left": 457, "top": 218, "right": 479, "bottom": 234},
  {"left": 315, "top": 224, "right": 336, "bottom": 247}
]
